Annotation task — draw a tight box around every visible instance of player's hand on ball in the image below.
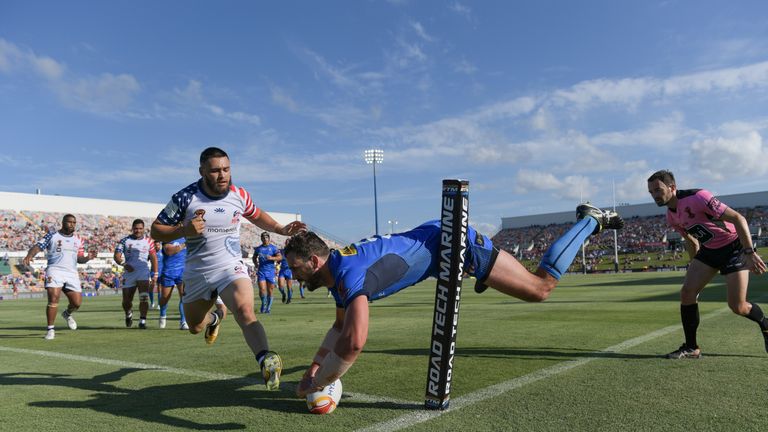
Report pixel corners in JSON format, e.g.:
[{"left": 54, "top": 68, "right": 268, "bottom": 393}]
[
  {"left": 185, "top": 209, "right": 206, "bottom": 237},
  {"left": 296, "top": 376, "right": 321, "bottom": 398}
]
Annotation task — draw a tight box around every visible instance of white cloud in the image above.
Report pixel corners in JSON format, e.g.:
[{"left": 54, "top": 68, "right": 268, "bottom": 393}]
[
  {"left": 454, "top": 59, "right": 477, "bottom": 75},
  {"left": 0, "top": 38, "right": 141, "bottom": 115},
  {"left": 663, "top": 61, "right": 768, "bottom": 95},
  {"left": 690, "top": 131, "right": 768, "bottom": 180},
  {"left": 449, "top": 2, "right": 472, "bottom": 19},
  {"left": 53, "top": 73, "right": 140, "bottom": 114},
  {"left": 410, "top": 21, "right": 434, "bottom": 42},
  {"left": 270, "top": 85, "right": 299, "bottom": 112},
  {"left": 591, "top": 112, "right": 693, "bottom": 148},
  {"left": 552, "top": 77, "right": 659, "bottom": 109},
  {"left": 173, "top": 79, "right": 261, "bottom": 126}
]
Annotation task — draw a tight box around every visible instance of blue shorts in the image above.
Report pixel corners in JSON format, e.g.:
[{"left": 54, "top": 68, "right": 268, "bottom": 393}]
[
  {"left": 160, "top": 270, "right": 184, "bottom": 288},
  {"left": 279, "top": 268, "right": 293, "bottom": 279},
  {"left": 257, "top": 271, "right": 276, "bottom": 284}
]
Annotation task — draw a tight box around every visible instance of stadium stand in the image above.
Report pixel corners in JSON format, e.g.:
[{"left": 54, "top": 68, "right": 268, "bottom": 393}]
[{"left": 1, "top": 190, "right": 766, "bottom": 294}]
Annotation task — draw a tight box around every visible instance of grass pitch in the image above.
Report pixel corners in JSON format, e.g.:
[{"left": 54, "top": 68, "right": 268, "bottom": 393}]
[{"left": 1, "top": 272, "right": 767, "bottom": 431}]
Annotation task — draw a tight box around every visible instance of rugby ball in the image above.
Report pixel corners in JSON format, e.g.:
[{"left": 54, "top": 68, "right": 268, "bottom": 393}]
[{"left": 306, "top": 379, "right": 343, "bottom": 414}]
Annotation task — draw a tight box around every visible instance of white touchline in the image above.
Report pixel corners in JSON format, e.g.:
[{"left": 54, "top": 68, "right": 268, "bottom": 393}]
[
  {"left": 0, "top": 345, "right": 412, "bottom": 405},
  {"left": 355, "top": 306, "right": 732, "bottom": 432}
]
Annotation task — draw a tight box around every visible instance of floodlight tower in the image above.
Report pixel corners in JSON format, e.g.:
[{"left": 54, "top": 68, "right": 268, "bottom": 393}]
[{"left": 364, "top": 149, "right": 384, "bottom": 236}]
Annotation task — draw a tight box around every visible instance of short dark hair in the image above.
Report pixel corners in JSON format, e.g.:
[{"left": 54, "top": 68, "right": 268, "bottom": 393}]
[
  {"left": 261, "top": 232, "right": 270, "bottom": 239},
  {"left": 647, "top": 169, "right": 675, "bottom": 186},
  {"left": 132, "top": 218, "right": 145, "bottom": 228},
  {"left": 62, "top": 214, "right": 76, "bottom": 223},
  {"left": 284, "top": 232, "right": 330, "bottom": 261},
  {"left": 200, "top": 147, "right": 229, "bottom": 165}
]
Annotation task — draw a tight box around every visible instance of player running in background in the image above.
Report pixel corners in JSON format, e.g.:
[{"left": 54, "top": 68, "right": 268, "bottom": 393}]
[
  {"left": 287, "top": 204, "right": 624, "bottom": 397},
  {"left": 150, "top": 146, "right": 305, "bottom": 390},
  {"left": 114, "top": 219, "right": 158, "bottom": 330},
  {"left": 22, "top": 214, "right": 97, "bottom": 340},
  {"left": 253, "top": 232, "right": 281, "bottom": 313},
  {"left": 647, "top": 170, "right": 767, "bottom": 359},
  {"left": 158, "top": 238, "right": 187, "bottom": 329},
  {"left": 278, "top": 244, "right": 295, "bottom": 304},
  {"left": 151, "top": 241, "right": 163, "bottom": 309}
]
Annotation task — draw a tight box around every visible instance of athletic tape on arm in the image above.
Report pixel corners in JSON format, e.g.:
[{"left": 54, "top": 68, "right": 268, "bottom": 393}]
[
  {"left": 313, "top": 351, "right": 353, "bottom": 388},
  {"left": 313, "top": 327, "right": 341, "bottom": 364}
]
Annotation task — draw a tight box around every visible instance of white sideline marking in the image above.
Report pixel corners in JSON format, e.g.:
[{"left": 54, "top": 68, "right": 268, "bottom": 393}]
[
  {"left": 356, "top": 307, "right": 732, "bottom": 432},
  {"left": 0, "top": 345, "right": 410, "bottom": 404}
]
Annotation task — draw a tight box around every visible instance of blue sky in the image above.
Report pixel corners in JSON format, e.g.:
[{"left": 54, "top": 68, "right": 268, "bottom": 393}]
[{"left": 2, "top": 1, "right": 768, "bottom": 243}]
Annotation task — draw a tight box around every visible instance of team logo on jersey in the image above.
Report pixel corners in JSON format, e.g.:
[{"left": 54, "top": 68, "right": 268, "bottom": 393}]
[
  {"left": 231, "top": 210, "right": 241, "bottom": 224},
  {"left": 684, "top": 207, "right": 695, "bottom": 219},
  {"left": 214, "top": 207, "right": 225, "bottom": 213},
  {"left": 706, "top": 197, "right": 722, "bottom": 213},
  {"left": 339, "top": 244, "right": 358, "bottom": 256},
  {"left": 225, "top": 236, "right": 240, "bottom": 257},
  {"left": 234, "top": 261, "right": 247, "bottom": 275}
]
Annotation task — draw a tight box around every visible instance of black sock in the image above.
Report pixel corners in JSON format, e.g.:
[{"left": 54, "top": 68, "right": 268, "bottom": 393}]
[
  {"left": 681, "top": 303, "right": 700, "bottom": 349},
  {"left": 745, "top": 303, "right": 768, "bottom": 332},
  {"left": 256, "top": 350, "right": 268, "bottom": 366},
  {"left": 209, "top": 312, "right": 219, "bottom": 326}
]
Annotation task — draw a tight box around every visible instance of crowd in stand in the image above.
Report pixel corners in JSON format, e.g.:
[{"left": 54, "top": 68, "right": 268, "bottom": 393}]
[
  {"left": 0, "top": 209, "right": 327, "bottom": 294},
  {"left": 492, "top": 206, "right": 768, "bottom": 270}
]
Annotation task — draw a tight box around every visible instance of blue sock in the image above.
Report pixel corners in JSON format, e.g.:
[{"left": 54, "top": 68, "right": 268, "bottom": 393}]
[
  {"left": 540, "top": 217, "right": 597, "bottom": 279},
  {"left": 160, "top": 304, "right": 168, "bottom": 317},
  {"left": 267, "top": 296, "right": 273, "bottom": 310},
  {"left": 149, "top": 291, "right": 155, "bottom": 303},
  {"left": 300, "top": 286, "right": 305, "bottom": 297},
  {"left": 287, "top": 288, "right": 292, "bottom": 301},
  {"left": 178, "top": 300, "right": 186, "bottom": 322}
]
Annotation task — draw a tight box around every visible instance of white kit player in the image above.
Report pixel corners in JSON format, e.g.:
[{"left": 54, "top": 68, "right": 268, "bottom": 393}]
[
  {"left": 22, "top": 214, "right": 96, "bottom": 340},
  {"left": 150, "top": 147, "right": 305, "bottom": 390},
  {"left": 114, "top": 219, "right": 158, "bottom": 329}
]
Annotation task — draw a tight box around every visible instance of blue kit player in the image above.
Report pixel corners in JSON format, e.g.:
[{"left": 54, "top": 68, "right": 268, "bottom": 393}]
[
  {"left": 158, "top": 238, "right": 187, "bottom": 329},
  {"left": 287, "top": 204, "right": 624, "bottom": 397},
  {"left": 277, "top": 244, "right": 295, "bottom": 304},
  {"left": 253, "top": 232, "right": 281, "bottom": 313}
]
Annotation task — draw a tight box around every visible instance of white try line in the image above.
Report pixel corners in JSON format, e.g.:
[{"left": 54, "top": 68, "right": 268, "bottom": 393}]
[
  {"left": 355, "top": 306, "right": 732, "bottom": 432},
  {"left": 0, "top": 345, "right": 412, "bottom": 405}
]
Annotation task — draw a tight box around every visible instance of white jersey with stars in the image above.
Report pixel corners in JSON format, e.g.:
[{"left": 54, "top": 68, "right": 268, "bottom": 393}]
[
  {"left": 115, "top": 235, "right": 155, "bottom": 272},
  {"left": 156, "top": 180, "right": 261, "bottom": 274},
  {"left": 36, "top": 231, "right": 84, "bottom": 275}
]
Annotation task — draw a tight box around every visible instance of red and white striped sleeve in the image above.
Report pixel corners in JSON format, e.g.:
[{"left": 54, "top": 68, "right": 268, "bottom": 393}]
[{"left": 232, "top": 185, "right": 261, "bottom": 220}]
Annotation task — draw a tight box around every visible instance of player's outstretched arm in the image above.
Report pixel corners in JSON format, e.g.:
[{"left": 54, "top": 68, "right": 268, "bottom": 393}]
[
  {"left": 297, "top": 310, "right": 344, "bottom": 397},
  {"left": 248, "top": 211, "right": 306, "bottom": 237},
  {"left": 297, "top": 297, "right": 369, "bottom": 397},
  {"left": 22, "top": 245, "right": 42, "bottom": 267}
]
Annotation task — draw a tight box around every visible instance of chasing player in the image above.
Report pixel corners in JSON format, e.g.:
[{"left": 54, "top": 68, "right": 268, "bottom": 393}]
[
  {"left": 287, "top": 203, "right": 624, "bottom": 396},
  {"left": 647, "top": 170, "right": 767, "bottom": 359},
  {"left": 22, "top": 214, "right": 97, "bottom": 340},
  {"left": 114, "top": 219, "right": 158, "bottom": 329},
  {"left": 253, "top": 232, "right": 281, "bottom": 313},
  {"left": 158, "top": 238, "right": 187, "bottom": 329},
  {"left": 278, "top": 244, "right": 295, "bottom": 304},
  {"left": 150, "top": 146, "right": 305, "bottom": 390},
  {"left": 151, "top": 241, "right": 163, "bottom": 308}
]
